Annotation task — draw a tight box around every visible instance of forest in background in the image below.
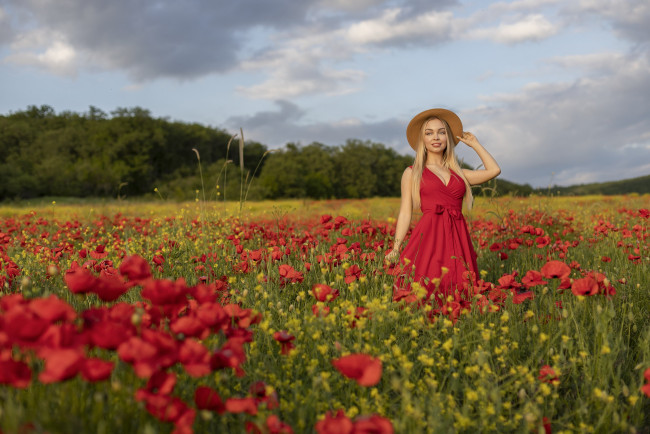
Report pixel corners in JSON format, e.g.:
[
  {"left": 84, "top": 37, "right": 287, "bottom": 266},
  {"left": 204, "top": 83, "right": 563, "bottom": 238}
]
[{"left": 1, "top": 105, "right": 646, "bottom": 201}]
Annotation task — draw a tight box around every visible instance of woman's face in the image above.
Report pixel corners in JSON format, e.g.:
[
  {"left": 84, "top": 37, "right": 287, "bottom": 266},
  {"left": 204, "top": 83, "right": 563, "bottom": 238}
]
[{"left": 422, "top": 118, "right": 448, "bottom": 155}]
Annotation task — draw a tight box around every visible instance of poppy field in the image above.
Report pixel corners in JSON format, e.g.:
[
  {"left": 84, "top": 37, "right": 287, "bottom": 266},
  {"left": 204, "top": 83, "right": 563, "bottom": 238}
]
[{"left": 0, "top": 195, "right": 649, "bottom": 433}]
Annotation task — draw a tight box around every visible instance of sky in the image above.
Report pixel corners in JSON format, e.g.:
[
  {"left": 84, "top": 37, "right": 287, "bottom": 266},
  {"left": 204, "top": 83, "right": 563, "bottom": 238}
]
[{"left": 1, "top": 0, "right": 649, "bottom": 188}]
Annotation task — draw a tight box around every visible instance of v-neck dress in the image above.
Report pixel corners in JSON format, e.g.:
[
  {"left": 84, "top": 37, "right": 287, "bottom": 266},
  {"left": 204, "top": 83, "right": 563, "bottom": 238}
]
[{"left": 394, "top": 167, "right": 478, "bottom": 303}]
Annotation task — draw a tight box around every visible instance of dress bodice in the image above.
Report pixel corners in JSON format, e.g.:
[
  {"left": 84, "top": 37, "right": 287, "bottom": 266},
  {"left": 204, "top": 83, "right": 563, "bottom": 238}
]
[{"left": 419, "top": 167, "right": 465, "bottom": 214}]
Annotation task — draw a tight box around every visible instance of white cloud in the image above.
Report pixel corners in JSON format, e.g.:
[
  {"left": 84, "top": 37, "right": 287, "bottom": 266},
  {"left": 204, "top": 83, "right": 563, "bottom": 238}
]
[
  {"left": 466, "top": 14, "right": 558, "bottom": 44},
  {"left": 4, "top": 29, "right": 77, "bottom": 76},
  {"left": 572, "top": 0, "right": 650, "bottom": 43},
  {"left": 346, "top": 8, "right": 453, "bottom": 45}
]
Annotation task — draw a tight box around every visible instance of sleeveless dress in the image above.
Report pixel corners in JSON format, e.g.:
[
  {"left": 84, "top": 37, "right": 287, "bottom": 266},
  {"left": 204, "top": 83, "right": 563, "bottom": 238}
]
[{"left": 393, "top": 167, "right": 478, "bottom": 303}]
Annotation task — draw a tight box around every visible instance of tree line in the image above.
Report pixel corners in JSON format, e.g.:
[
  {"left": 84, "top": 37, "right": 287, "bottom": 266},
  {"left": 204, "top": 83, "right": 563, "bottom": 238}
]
[{"left": 0, "top": 105, "right": 421, "bottom": 201}]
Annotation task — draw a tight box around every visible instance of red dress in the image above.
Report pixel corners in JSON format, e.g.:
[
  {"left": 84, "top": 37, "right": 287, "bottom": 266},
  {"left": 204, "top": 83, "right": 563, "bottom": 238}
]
[{"left": 394, "top": 167, "right": 478, "bottom": 302}]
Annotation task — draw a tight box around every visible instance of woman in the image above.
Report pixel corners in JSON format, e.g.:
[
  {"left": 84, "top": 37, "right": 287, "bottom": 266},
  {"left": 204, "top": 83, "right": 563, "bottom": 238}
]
[{"left": 386, "top": 108, "right": 500, "bottom": 302}]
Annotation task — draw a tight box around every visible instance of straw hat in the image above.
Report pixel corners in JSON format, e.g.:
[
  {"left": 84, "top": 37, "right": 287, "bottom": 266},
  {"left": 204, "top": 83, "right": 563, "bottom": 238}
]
[{"left": 406, "top": 108, "right": 463, "bottom": 150}]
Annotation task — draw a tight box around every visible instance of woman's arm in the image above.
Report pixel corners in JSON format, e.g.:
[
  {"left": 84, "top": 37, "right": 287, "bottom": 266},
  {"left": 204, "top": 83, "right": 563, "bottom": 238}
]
[
  {"left": 457, "top": 132, "right": 501, "bottom": 186},
  {"left": 386, "top": 167, "right": 413, "bottom": 261}
]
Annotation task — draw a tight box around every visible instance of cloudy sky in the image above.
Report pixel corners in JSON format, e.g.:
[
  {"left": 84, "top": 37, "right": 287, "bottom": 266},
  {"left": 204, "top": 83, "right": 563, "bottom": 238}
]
[{"left": 1, "top": 0, "right": 649, "bottom": 187}]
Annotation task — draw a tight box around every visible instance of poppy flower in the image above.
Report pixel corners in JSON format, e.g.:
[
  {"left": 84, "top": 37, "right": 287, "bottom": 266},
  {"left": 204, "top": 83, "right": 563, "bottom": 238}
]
[
  {"left": 249, "top": 381, "right": 279, "bottom": 410},
  {"left": 90, "top": 245, "right": 109, "bottom": 260},
  {"left": 28, "top": 295, "right": 76, "bottom": 322},
  {"left": 141, "top": 278, "right": 188, "bottom": 306},
  {"left": 273, "top": 331, "right": 296, "bottom": 355},
  {"left": 64, "top": 264, "right": 97, "bottom": 295},
  {"left": 210, "top": 337, "right": 247, "bottom": 377},
  {"left": 170, "top": 315, "right": 207, "bottom": 339},
  {"left": 136, "top": 390, "right": 191, "bottom": 424},
  {"left": 225, "top": 397, "right": 258, "bottom": 415},
  {"left": 278, "top": 264, "right": 304, "bottom": 285},
  {"left": 540, "top": 261, "right": 571, "bottom": 280},
  {"left": 4, "top": 305, "right": 50, "bottom": 342},
  {"left": 93, "top": 274, "right": 130, "bottom": 302},
  {"left": 38, "top": 348, "right": 85, "bottom": 383},
  {"left": 143, "top": 370, "right": 177, "bottom": 395},
  {"left": 344, "top": 265, "right": 363, "bottom": 284},
  {"left": 312, "top": 304, "right": 330, "bottom": 317},
  {"left": 0, "top": 359, "right": 32, "bottom": 388},
  {"left": 88, "top": 321, "right": 134, "bottom": 350},
  {"left": 521, "top": 270, "right": 547, "bottom": 289},
  {"left": 178, "top": 338, "right": 211, "bottom": 377},
  {"left": 312, "top": 284, "right": 339, "bottom": 302},
  {"left": 81, "top": 358, "right": 114, "bottom": 382},
  {"left": 195, "top": 385, "right": 225, "bottom": 413},
  {"left": 538, "top": 365, "right": 559, "bottom": 385},
  {"left": 512, "top": 291, "right": 534, "bottom": 304},
  {"left": 119, "top": 255, "right": 152, "bottom": 282},
  {"left": 571, "top": 277, "right": 599, "bottom": 296},
  {"left": 263, "top": 415, "right": 294, "bottom": 434},
  {"left": 332, "top": 354, "right": 382, "bottom": 387},
  {"left": 353, "top": 414, "right": 394, "bottom": 434},
  {"left": 315, "top": 409, "right": 353, "bottom": 434}
]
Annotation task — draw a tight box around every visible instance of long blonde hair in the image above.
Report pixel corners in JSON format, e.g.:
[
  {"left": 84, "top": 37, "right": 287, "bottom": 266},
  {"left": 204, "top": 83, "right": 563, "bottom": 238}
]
[{"left": 410, "top": 117, "right": 473, "bottom": 211}]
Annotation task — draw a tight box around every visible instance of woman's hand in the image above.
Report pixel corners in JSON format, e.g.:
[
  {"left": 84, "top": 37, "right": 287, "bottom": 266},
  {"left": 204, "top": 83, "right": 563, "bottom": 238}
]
[
  {"left": 385, "top": 249, "right": 399, "bottom": 263},
  {"left": 456, "top": 131, "right": 480, "bottom": 148}
]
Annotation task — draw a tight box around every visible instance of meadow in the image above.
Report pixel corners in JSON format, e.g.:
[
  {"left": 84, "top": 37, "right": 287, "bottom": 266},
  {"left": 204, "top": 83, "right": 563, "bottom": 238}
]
[{"left": 0, "top": 195, "right": 649, "bottom": 433}]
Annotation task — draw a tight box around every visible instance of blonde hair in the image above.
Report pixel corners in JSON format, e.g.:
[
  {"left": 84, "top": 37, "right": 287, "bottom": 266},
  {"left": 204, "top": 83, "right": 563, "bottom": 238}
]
[{"left": 410, "top": 117, "right": 473, "bottom": 211}]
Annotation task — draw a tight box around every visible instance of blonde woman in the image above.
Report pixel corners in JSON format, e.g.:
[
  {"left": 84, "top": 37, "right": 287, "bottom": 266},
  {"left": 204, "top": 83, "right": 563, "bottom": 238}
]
[{"left": 386, "top": 108, "right": 501, "bottom": 301}]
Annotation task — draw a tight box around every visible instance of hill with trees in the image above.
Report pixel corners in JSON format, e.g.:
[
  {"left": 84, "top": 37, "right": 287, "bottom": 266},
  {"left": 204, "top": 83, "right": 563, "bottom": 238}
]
[{"left": 1, "top": 105, "right": 646, "bottom": 201}]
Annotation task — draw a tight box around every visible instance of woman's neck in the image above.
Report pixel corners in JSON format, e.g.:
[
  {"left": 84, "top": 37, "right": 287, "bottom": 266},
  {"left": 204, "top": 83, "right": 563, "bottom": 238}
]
[{"left": 425, "top": 154, "right": 444, "bottom": 167}]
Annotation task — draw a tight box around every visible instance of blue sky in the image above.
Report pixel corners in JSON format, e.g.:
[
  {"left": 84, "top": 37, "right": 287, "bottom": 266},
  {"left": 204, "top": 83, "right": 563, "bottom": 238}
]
[{"left": 1, "top": 0, "right": 648, "bottom": 187}]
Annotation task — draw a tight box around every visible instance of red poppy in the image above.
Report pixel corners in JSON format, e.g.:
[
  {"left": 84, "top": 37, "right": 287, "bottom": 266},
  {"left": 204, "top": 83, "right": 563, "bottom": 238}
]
[
  {"left": 136, "top": 390, "right": 192, "bottom": 424},
  {"left": 312, "top": 304, "right": 331, "bottom": 317},
  {"left": 119, "top": 255, "right": 152, "bottom": 282},
  {"left": 353, "top": 414, "right": 394, "bottom": 434},
  {"left": 195, "top": 385, "right": 225, "bottom": 413},
  {"left": 225, "top": 397, "right": 258, "bottom": 415},
  {"left": 87, "top": 320, "right": 134, "bottom": 350},
  {"left": 513, "top": 291, "right": 534, "bottom": 304},
  {"left": 0, "top": 358, "right": 32, "bottom": 388},
  {"left": 38, "top": 348, "right": 85, "bottom": 383},
  {"left": 210, "top": 337, "right": 247, "bottom": 377},
  {"left": 90, "top": 245, "right": 109, "bottom": 260},
  {"left": 315, "top": 410, "right": 353, "bottom": 434},
  {"left": 312, "top": 284, "right": 339, "bottom": 302},
  {"left": 571, "top": 277, "right": 599, "bottom": 296},
  {"left": 4, "top": 305, "right": 50, "bottom": 342},
  {"left": 64, "top": 263, "right": 97, "bottom": 295},
  {"left": 141, "top": 278, "right": 188, "bottom": 306},
  {"left": 178, "top": 338, "right": 211, "bottom": 377},
  {"left": 278, "top": 264, "right": 304, "bottom": 285},
  {"left": 538, "top": 365, "right": 559, "bottom": 385},
  {"left": 540, "top": 261, "right": 571, "bottom": 280},
  {"left": 28, "top": 295, "right": 76, "bottom": 322},
  {"left": 273, "top": 331, "right": 296, "bottom": 355},
  {"left": 332, "top": 354, "right": 382, "bottom": 387},
  {"left": 170, "top": 315, "right": 207, "bottom": 339},
  {"left": 81, "top": 358, "right": 114, "bottom": 382},
  {"left": 344, "top": 265, "right": 363, "bottom": 284},
  {"left": 144, "top": 371, "right": 177, "bottom": 397},
  {"left": 93, "top": 273, "right": 130, "bottom": 302},
  {"left": 264, "top": 415, "right": 294, "bottom": 434},
  {"left": 521, "top": 270, "right": 547, "bottom": 288}
]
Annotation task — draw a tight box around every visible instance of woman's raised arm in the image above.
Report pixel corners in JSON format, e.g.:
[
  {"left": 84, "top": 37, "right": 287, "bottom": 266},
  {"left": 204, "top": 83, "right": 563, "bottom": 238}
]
[{"left": 457, "top": 132, "right": 501, "bottom": 186}]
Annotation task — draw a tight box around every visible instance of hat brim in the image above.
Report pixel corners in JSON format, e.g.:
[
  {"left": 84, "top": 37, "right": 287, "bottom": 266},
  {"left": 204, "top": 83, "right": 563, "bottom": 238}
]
[{"left": 406, "top": 108, "right": 463, "bottom": 150}]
